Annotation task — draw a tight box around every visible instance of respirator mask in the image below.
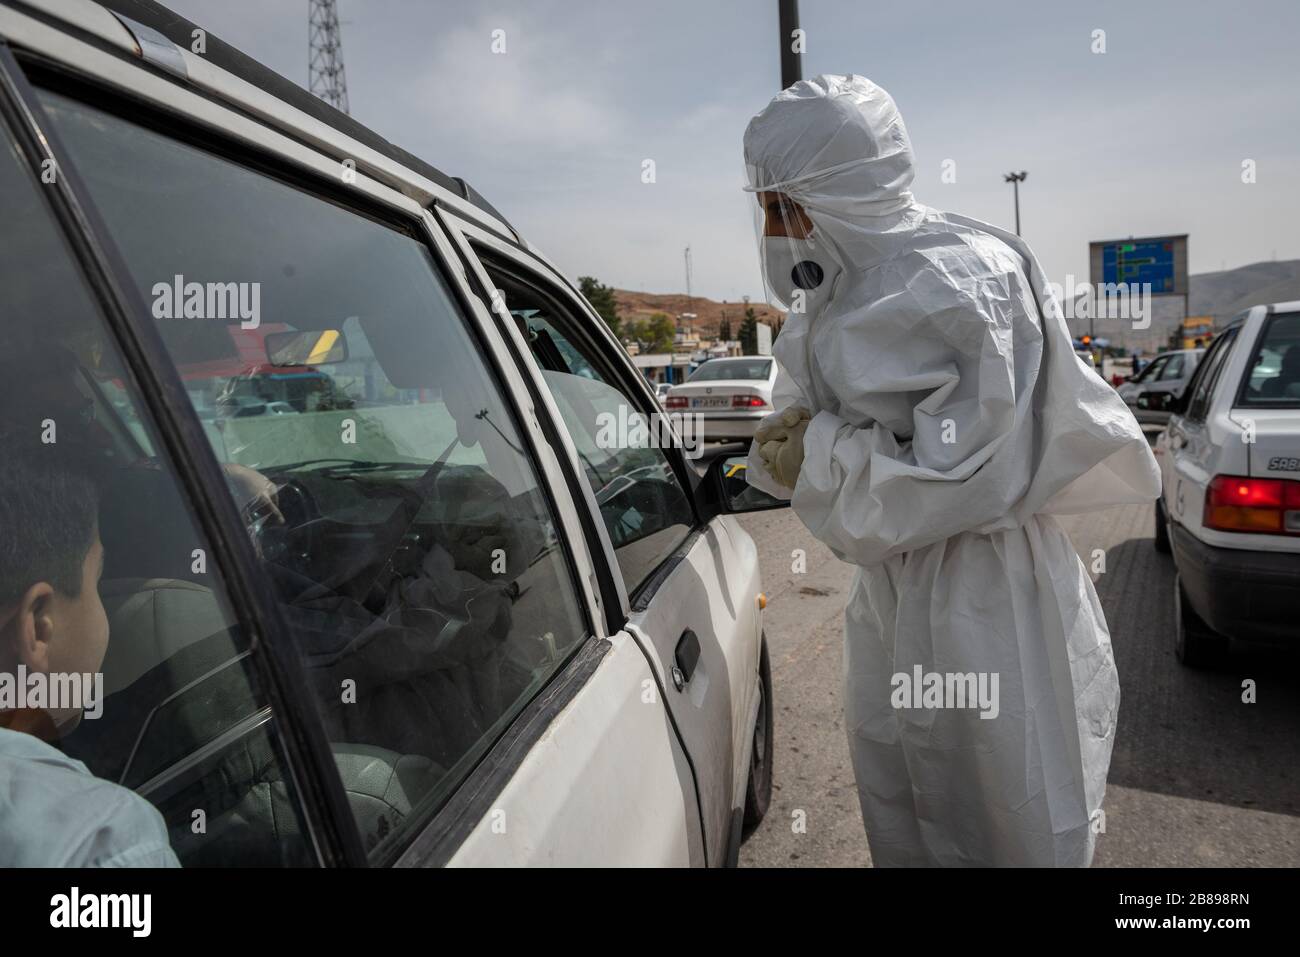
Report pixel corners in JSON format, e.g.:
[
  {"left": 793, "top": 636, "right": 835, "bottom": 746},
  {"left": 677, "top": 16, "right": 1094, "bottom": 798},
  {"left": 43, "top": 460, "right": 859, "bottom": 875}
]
[
  {"left": 758, "top": 234, "right": 842, "bottom": 316},
  {"left": 745, "top": 168, "right": 842, "bottom": 317}
]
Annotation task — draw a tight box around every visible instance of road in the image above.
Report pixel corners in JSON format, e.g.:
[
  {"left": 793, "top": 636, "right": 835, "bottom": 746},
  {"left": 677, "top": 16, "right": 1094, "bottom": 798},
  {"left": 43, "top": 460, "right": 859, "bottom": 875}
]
[{"left": 734, "top": 500, "right": 1300, "bottom": 867}]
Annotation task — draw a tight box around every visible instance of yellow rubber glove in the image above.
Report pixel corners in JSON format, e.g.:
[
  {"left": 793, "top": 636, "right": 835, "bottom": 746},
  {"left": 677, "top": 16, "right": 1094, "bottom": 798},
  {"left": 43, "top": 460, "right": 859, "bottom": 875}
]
[
  {"left": 756, "top": 407, "right": 811, "bottom": 489},
  {"left": 755, "top": 406, "right": 811, "bottom": 446}
]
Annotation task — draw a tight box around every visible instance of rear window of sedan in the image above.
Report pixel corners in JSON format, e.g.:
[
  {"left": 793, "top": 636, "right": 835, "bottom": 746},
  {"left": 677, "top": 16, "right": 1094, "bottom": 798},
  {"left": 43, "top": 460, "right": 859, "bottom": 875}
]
[
  {"left": 687, "top": 359, "right": 772, "bottom": 382},
  {"left": 1239, "top": 312, "right": 1300, "bottom": 407}
]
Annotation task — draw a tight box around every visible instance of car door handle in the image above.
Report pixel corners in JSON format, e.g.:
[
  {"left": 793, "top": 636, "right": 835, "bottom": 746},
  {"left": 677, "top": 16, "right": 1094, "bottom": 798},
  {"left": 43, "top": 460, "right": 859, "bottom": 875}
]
[{"left": 672, "top": 629, "right": 701, "bottom": 691}]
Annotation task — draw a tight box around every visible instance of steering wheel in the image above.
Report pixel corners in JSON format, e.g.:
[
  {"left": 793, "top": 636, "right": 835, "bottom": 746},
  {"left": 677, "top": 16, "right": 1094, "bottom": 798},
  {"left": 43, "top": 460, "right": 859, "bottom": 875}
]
[{"left": 253, "top": 478, "right": 316, "bottom": 573}]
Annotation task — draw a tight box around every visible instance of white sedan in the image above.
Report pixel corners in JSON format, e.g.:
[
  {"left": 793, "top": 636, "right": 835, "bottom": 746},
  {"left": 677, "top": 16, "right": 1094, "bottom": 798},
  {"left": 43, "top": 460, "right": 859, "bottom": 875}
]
[
  {"left": 665, "top": 357, "right": 778, "bottom": 441},
  {"left": 1151, "top": 303, "right": 1300, "bottom": 666}
]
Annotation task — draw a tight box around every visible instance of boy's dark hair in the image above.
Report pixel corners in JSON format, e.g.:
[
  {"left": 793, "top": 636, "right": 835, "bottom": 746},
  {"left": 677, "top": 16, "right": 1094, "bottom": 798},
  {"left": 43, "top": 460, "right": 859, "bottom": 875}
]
[{"left": 0, "top": 448, "right": 99, "bottom": 606}]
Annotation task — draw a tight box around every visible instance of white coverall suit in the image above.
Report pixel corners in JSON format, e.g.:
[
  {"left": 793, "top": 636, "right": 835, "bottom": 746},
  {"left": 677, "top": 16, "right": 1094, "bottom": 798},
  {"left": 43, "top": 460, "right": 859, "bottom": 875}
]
[{"left": 743, "top": 75, "right": 1161, "bottom": 866}]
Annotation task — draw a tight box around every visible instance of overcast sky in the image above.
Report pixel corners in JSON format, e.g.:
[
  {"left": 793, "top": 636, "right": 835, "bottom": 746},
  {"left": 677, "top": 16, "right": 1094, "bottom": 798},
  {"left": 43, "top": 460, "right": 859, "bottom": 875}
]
[{"left": 166, "top": 0, "right": 1300, "bottom": 303}]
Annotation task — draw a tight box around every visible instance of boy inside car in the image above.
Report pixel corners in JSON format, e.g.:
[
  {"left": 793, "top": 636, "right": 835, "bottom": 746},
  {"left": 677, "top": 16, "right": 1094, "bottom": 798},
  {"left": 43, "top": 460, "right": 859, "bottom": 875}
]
[{"left": 0, "top": 446, "right": 179, "bottom": 867}]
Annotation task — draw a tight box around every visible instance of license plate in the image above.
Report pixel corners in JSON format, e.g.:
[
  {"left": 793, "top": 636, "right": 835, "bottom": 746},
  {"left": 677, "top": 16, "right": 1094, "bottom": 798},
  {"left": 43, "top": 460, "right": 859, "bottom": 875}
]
[{"left": 691, "top": 397, "right": 730, "bottom": 409}]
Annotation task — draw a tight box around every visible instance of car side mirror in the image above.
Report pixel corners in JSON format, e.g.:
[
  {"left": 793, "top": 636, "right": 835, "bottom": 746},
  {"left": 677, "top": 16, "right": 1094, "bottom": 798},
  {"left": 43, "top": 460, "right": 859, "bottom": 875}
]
[
  {"left": 1138, "top": 391, "right": 1186, "bottom": 414},
  {"left": 690, "top": 442, "right": 790, "bottom": 520}
]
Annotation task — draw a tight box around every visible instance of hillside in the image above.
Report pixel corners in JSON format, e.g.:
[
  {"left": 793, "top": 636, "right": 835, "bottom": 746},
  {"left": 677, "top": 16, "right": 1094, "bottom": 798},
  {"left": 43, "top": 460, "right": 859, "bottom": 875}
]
[
  {"left": 613, "top": 289, "right": 785, "bottom": 336},
  {"left": 1189, "top": 259, "right": 1300, "bottom": 318}
]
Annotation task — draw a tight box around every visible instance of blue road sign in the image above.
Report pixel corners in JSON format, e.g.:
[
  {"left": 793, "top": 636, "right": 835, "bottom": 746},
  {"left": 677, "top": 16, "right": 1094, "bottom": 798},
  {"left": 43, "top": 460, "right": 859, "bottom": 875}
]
[{"left": 1100, "top": 239, "right": 1176, "bottom": 293}]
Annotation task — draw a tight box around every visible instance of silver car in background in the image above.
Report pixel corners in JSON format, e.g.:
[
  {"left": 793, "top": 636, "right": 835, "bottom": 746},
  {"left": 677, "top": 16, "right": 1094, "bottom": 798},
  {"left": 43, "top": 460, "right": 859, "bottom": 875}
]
[
  {"left": 1118, "top": 348, "right": 1205, "bottom": 425},
  {"left": 665, "top": 356, "right": 777, "bottom": 440}
]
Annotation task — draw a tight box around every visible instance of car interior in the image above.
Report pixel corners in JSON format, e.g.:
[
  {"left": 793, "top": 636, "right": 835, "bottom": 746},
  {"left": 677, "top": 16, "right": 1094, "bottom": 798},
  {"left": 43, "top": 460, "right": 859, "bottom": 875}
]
[{"left": 25, "top": 310, "right": 585, "bottom": 864}]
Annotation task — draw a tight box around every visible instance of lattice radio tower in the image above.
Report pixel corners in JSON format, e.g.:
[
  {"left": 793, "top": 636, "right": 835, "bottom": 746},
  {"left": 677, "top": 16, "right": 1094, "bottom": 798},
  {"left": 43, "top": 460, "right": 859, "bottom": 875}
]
[{"left": 308, "top": 0, "right": 349, "bottom": 114}]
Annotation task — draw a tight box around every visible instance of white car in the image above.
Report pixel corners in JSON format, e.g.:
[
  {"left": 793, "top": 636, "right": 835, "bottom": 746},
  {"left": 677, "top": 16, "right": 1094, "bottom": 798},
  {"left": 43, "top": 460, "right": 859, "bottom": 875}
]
[
  {"left": 665, "top": 356, "right": 778, "bottom": 440},
  {"left": 1150, "top": 304, "right": 1300, "bottom": 666},
  {"left": 0, "top": 0, "right": 789, "bottom": 867},
  {"left": 1118, "top": 348, "right": 1205, "bottom": 426}
]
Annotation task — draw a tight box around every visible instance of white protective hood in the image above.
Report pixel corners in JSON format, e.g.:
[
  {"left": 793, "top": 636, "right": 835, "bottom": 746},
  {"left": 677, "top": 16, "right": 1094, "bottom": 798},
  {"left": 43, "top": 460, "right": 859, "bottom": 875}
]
[{"left": 742, "top": 75, "right": 1160, "bottom": 867}]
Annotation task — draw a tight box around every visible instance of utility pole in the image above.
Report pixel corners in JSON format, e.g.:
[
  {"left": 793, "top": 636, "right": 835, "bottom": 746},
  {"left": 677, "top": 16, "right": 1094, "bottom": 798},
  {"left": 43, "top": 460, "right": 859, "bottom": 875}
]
[
  {"left": 778, "top": 0, "right": 802, "bottom": 90},
  {"left": 684, "top": 245, "right": 694, "bottom": 330},
  {"left": 1003, "top": 170, "right": 1027, "bottom": 236},
  {"left": 308, "top": 0, "right": 349, "bottom": 114}
]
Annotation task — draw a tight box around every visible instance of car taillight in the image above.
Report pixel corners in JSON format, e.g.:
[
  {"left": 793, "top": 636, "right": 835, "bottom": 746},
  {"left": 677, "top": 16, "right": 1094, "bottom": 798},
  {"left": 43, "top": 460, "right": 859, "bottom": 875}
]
[
  {"left": 731, "top": 394, "right": 768, "bottom": 408},
  {"left": 664, "top": 396, "right": 687, "bottom": 409},
  {"left": 1204, "top": 475, "right": 1300, "bottom": 534}
]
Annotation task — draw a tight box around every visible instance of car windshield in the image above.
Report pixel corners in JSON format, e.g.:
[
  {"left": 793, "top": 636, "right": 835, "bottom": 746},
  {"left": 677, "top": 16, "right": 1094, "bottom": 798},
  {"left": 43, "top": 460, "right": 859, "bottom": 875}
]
[
  {"left": 687, "top": 359, "right": 772, "bottom": 382},
  {"left": 1241, "top": 313, "right": 1300, "bottom": 406},
  {"left": 1159, "top": 354, "right": 1187, "bottom": 379},
  {"left": 1134, "top": 357, "right": 1167, "bottom": 382}
]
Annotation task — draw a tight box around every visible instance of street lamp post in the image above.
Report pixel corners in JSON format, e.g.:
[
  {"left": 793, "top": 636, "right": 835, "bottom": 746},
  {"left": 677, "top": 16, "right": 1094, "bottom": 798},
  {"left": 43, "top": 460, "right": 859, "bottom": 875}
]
[
  {"left": 1003, "top": 170, "right": 1028, "bottom": 236},
  {"left": 778, "top": 0, "right": 802, "bottom": 89}
]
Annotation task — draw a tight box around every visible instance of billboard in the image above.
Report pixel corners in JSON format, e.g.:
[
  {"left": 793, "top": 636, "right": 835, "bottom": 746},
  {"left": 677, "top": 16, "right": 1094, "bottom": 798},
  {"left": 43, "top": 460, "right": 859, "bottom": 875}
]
[{"left": 1089, "top": 234, "right": 1188, "bottom": 296}]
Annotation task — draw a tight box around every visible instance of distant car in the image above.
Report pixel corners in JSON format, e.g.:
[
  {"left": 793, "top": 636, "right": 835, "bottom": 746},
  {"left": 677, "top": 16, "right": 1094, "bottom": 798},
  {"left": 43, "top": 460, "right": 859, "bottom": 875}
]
[
  {"left": 218, "top": 396, "right": 299, "bottom": 418},
  {"left": 1118, "top": 348, "right": 1205, "bottom": 425},
  {"left": 654, "top": 381, "right": 673, "bottom": 401},
  {"left": 665, "top": 357, "right": 778, "bottom": 441},
  {"left": 1150, "top": 304, "right": 1300, "bottom": 666},
  {"left": 217, "top": 362, "right": 352, "bottom": 417},
  {"left": 218, "top": 394, "right": 271, "bottom": 418}
]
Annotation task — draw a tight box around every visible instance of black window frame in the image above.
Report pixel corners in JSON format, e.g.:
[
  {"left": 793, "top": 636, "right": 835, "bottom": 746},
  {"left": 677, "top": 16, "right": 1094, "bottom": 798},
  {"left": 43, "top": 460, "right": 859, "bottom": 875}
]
[{"left": 7, "top": 48, "right": 602, "bottom": 865}]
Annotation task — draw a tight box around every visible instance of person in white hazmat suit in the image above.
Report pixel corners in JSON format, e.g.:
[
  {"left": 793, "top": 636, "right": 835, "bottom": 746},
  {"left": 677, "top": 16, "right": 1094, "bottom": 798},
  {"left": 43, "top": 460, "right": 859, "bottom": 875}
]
[{"left": 742, "top": 75, "right": 1161, "bottom": 867}]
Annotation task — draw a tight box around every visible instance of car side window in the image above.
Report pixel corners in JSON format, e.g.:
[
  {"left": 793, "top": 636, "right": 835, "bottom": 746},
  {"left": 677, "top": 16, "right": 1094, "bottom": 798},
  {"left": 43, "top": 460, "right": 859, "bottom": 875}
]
[
  {"left": 1185, "top": 332, "right": 1237, "bottom": 422},
  {"left": 480, "top": 255, "right": 696, "bottom": 594},
  {"left": 1, "top": 115, "right": 316, "bottom": 867},
  {"left": 40, "top": 90, "right": 591, "bottom": 862},
  {"left": 1158, "top": 354, "right": 1185, "bottom": 380},
  {"left": 1138, "top": 356, "right": 1167, "bottom": 383},
  {"left": 1239, "top": 313, "right": 1300, "bottom": 406}
]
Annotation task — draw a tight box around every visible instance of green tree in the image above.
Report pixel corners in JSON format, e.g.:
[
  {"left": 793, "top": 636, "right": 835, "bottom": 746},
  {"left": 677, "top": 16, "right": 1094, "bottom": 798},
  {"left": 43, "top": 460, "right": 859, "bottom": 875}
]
[
  {"left": 622, "top": 313, "right": 677, "bottom": 354},
  {"left": 739, "top": 306, "right": 759, "bottom": 355},
  {"left": 578, "top": 275, "right": 620, "bottom": 338},
  {"left": 646, "top": 312, "right": 676, "bottom": 353}
]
